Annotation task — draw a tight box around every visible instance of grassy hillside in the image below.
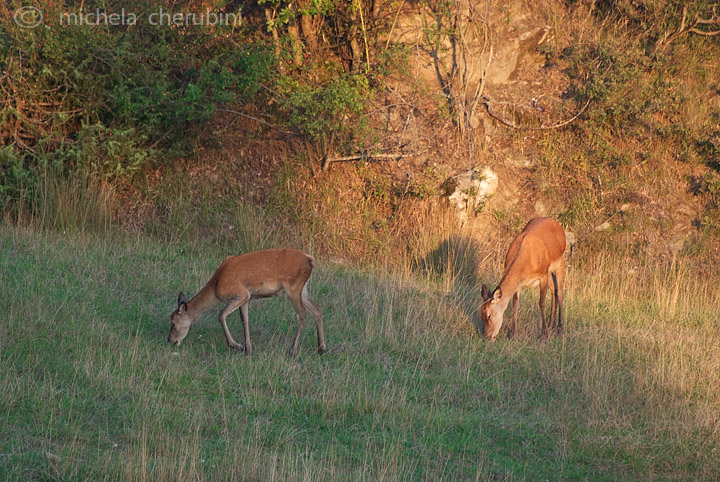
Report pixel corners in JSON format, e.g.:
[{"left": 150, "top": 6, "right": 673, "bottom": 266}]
[{"left": 2, "top": 225, "right": 719, "bottom": 480}]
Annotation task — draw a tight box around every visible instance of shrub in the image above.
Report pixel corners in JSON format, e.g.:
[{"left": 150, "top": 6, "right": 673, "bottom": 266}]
[
  {"left": 0, "top": 0, "right": 275, "bottom": 210},
  {"left": 276, "top": 73, "right": 371, "bottom": 141},
  {"left": 690, "top": 172, "right": 720, "bottom": 232},
  {"left": 0, "top": 147, "right": 35, "bottom": 212}
]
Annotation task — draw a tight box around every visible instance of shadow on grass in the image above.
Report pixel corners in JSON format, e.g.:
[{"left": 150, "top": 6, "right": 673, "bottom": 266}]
[{"left": 414, "top": 235, "right": 494, "bottom": 337}]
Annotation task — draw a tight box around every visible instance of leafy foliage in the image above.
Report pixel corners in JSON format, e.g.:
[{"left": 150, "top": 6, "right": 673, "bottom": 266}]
[
  {"left": 276, "top": 73, "right": 371, "bottom": 140},
  {"left": 1, "top": 0, "right": 273, "bottom": 192},
  {"left": 1, "top": 0, "right": 388, "bottom": 214}
]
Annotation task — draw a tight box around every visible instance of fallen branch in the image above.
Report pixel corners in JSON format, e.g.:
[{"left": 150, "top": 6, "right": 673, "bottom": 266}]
[
  {"left": 481, "top": 96, "right": 592, "bottom": 131},
  {"left": 322, "top": 152, "right": 413, "bottom": 170},
  {"left": 216, "top": 108, "right": 292, "bottom": 134}
]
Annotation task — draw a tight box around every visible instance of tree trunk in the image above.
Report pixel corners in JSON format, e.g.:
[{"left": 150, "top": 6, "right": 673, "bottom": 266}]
[
  {"left": 287, "top": 16, "right": 304, "bottom": 66},
  {"left": 300, "top": 14, "right": 317, "bottom": 52},
  {"left": 348, "top": 3, "right": 364, "bottom": 72},
  {"left": 265, "top": 8, "right": 280, "bottom": 59}
]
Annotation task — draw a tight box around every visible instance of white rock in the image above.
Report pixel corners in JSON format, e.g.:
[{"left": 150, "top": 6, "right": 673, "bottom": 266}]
[{"left": 442, "top": 166, "right": 498, "bottom": 225}]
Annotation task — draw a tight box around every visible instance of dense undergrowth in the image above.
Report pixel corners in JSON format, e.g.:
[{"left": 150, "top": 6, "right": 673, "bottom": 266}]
[
  {"left": 538, "top": 0, "right": 720, "bottom": 237},
  {"left": 1, "top": 0, "right": 376, "bottom": 215},
  {"left": 3, "top": 0, "right": 720, "bottom": 264}
]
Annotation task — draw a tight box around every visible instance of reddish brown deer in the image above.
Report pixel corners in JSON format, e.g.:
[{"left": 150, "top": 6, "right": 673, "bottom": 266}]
[
  {"left": 480, "top": 217, "right": 566, "bottom": 341},
  {"left": 167, "top": 248, "right": 326, "bottom": 356}
]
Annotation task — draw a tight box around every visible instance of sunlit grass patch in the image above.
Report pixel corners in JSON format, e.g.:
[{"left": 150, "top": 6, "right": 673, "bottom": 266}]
[{"left": 1, "top": 226, "right": 719, "bottom": 480}]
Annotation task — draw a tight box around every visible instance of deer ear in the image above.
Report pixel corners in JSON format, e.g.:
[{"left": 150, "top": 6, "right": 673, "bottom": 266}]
[
  {"left": 178, "top": 292, "right": 188, "bottom": 312},
  {"left": 481, "top": 284, "right": 491, "bottom": 301},
  {"left": 492, "top": 288, "right": 502, "bottom": 301}
]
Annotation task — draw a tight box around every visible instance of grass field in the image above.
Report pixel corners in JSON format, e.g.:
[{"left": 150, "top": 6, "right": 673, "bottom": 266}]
[{"left": 1, "top": 226, "right": 719, "bottom": 481}]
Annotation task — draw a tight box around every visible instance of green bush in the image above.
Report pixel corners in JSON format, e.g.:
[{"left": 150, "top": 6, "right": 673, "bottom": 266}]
[
  {"left": 0, "top": 0, "right": 273, "bottom": 179},
  {"left": 0, "top": 0, "right": 281, "bottom": 217},
  {"left": 0, "top": 147, "right": 35, "bottom": 211},
  {"left": 276, "top": 73, "right": 371, "bottom": 141},
  {"left": 691, "top": 172, "right": 720, "bottom": 232},
  {"left": 66, "top": 123, "right": 154, "bottom": 179}
]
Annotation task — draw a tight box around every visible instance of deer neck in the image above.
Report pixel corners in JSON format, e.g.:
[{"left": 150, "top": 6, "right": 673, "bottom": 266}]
[
  {"left": 496, "top": 262, "right": 525, "bottom": 307},
  {"left": 186, "top": 283, "right": 219, "bottom": 322}
]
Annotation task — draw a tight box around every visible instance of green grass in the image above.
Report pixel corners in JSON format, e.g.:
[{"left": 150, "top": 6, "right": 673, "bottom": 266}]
[{"left": 1, "top": 226, "right": 719, "bottom": 481}]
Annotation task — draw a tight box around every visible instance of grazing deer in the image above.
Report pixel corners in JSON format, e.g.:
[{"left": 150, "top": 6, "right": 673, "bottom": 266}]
[
  {"left": 480, "top": 217, "right": 566, "bottom": 341},
  {"left": 167, "top": 248, "right": 326, "bottom": 356}
]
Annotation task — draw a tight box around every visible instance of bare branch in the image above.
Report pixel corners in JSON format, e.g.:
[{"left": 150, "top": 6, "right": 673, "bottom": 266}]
[
  {"left": 689, "top": 4, "right": 720, "bottom": 35},
  {"left": 656, "top": 4, "right": 720, "bottom": 51},
  {"left": 322, "top": 152, "right": 413, "bottom": 170},
  {"left": 696, "top": 4, "right": 719, "bottom": 25},
  {"left": 481, "top": 96, "right": 592, "bottom": 131},
  {"left": 384, "top": 0, "right": 406, "bottom": 50},
  {"left": 216, "top": 108, "right": 292, "bottom": 134},
  {"left": 687, "top": 27, "right": 720, "bottom": 36}
]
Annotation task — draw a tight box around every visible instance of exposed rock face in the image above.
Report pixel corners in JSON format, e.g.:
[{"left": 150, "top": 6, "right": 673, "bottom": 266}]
[
  {"left": 387, "top": 1, "right": 553, "bottom": 89},
  {"left": 487, "top": 25, "right": 554, "bottom": 85},
  {"left": 442, "top": 166, "right": 499, "bottom": 225}
]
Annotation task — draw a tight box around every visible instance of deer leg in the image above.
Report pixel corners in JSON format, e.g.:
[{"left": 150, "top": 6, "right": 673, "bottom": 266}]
[
  {"left": 219, "top": 294, "right": 250, "bottom": 353},
  {"left": 555, "top": 259, "right": 565, "bottom": 337},
  {"left": 549, "top": 273, "right": 557, "bottom": 332},
  {"left": 302, "top": 284, "right": 325, "bottom": 354},
  {"left": 539, "top": 279, "right": 549, "bottom": 339},
  {"left": 287, "top": 291, "right": 307, "bottom": 357},
  {"left": 239, "top": 302, "right": 252, "bottom": 355},
  {"left": 510, "top": 292, "right": 520, "bottom": 339}
]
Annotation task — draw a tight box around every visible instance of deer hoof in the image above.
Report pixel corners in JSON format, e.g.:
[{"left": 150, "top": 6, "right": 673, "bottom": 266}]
[{"left": 229, "top": 341, "right": 245, "bottom": 352}]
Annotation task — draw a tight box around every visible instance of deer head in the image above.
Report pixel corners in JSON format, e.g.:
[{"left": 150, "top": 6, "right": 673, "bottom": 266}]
[
  {"left": 168, "top": 292, "right": 192, "bottom": 346},
  {"left": 480, "top": 284, "right": 505, "bottom": 341}
]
